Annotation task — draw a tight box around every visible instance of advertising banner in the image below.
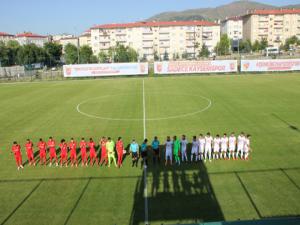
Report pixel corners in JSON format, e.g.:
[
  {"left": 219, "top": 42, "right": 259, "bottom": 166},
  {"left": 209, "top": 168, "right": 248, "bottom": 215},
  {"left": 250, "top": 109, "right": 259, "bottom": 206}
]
[
  {"left": 63, "top": 63, "right": 148, "bottom": 77},
  {"left": 154, "top": 60, "right": 238, "bottom": 74},
  {"left": 241, "top": 59, "right": 300, "bottom": 72}
]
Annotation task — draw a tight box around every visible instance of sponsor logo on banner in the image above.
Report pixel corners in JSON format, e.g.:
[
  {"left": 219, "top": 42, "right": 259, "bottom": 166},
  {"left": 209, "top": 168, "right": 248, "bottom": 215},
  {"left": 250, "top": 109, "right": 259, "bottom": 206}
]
[
  {"left": 154, "top": 60, "right": 238, "bottom": 74},
  {"left": 241, "top": 59, "right": 300, "bottom": 72},
  {"left": 63, "top": 63, "right": 149, "bottom": 77}
]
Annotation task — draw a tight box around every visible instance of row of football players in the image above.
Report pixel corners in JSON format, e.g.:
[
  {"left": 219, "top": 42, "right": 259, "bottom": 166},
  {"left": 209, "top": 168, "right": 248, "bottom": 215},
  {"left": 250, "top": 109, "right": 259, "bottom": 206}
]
[
  {"left": 161, "top": 132, "right": 251, "bottom": 165},
  {"left": 11, "top": 137, "right": 125, "bottom": 170}
]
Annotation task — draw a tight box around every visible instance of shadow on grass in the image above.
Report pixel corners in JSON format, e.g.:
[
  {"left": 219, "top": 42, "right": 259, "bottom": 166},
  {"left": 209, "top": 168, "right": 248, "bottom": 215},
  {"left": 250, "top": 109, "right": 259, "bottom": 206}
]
[
  {"left": 130, "top": 163, "right": 224, "bottom": 225},
  {"left": 272, "top": 114, "right": 300, "bottom": 133}
]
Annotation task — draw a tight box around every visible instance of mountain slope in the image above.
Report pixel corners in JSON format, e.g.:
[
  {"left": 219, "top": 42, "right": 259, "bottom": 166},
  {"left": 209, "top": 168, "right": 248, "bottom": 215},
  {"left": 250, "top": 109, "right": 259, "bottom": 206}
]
[{"left": 148, "top": 1, "right": 285, "bottom": 21}]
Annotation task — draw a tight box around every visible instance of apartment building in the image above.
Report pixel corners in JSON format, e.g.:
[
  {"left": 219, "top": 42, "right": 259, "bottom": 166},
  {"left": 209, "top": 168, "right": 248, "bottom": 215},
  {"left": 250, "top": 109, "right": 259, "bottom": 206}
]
[
  {"left": 221, "top": 16, "right": 243, "bottom": 40},
  {"left": 90, "top": 21, "right": 220, "bottom": 60},
  {"left": 52, "top": 34, "right": 74, "bottom": 42},
  {"left": 0, "top": 32, "right": 15, "bottom": 43},
  {"left": 15, "top": 32, "right": 49, "bottom": 47},
  {"left": 79, "top": 30, "right": 91, "bottom": 47},
  {"left": 243, "top": 9, "right": 300, "bottom": 47},
  {"left": 59, "top": 37, "right": 79, "bottom": 52}
]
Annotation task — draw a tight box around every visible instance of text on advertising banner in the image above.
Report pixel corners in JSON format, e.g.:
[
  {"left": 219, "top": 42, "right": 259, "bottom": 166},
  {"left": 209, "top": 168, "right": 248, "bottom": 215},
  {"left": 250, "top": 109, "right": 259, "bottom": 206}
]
[
  {"left": 63, "top": 63, "right": 148, "bottom": 77},
  {"left": 241, "top": 59, "right": 300, "bottom": 72},
  {"left": 154, "top": 60, "right": 238, "bottom": 74}
]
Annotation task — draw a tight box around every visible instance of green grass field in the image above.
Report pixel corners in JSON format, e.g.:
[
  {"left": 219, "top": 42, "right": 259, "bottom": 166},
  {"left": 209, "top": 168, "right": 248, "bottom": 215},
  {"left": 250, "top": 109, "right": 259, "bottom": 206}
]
[{"left": 0, "top": 73, "right": 300, "bottom": 225}]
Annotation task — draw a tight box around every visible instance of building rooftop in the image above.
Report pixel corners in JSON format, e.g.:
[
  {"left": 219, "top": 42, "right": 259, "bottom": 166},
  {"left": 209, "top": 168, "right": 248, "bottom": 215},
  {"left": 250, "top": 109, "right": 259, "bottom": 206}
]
[
  {"left": 221, "top": 16, "right": 242, "bottom": 23},
  {"left": 16, "top": 32, "right": 47, "bottom": 38},
  {"left": 0, "top": 32, "right": 14, "bottom": 37},
  {"left": 92, "top": 20, "right": 218, "bottom": 29}
]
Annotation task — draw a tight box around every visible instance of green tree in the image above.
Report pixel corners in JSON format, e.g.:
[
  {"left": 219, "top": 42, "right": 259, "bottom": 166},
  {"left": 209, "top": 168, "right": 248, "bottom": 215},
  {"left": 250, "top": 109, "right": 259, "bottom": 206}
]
[
  {"left": 44, "top": 42, "right": 62, "bottom": 67},
  {"left": 79, "top": 45, "right": 96, "bottom": 64},
  {"left": 260, "top": 38, "right": 268, "bottom": 50},
  {"left": 199, "top": 43, "right": 210, "bottom": 57},
  {"left": 108, "top": 43, "right": 138, "bottom": 63},
  {"left": 98, "top": 50, "right": 108, "bottom": 63},
  {"left": 239, "top": 39, "right": 252, "bottom": 53},
  {"left": 215, "top": 34, "right": 230, "bottom": 55},
  {"left": 0, "top": 41, "right": 9, "bottom": 66},
  {"left": 16, "top": 43, "right": 45, "bottom": 66},
  {"left": 7, "top": 40, "right": 20, "bottom": 66},
  {"left": 284, "top": 36, "right": 299, "bottom": 51},
  {"left": 154, "top": 50, "right": 159, "bottom": 61},
  {"left": 182, "top": 51, "right": 188, "bottom": 59},
  {"left": 64, "top": 43, "right": 78, "bottom": 64},
  {"left": 127, "top": 47, "right": 138, "bottom": 62},
  {"left": 163, "top": 50, "right": 169, "bottom": 61},
  {"left": 252, "top": 40, "right": 261, "bottom": 52}
]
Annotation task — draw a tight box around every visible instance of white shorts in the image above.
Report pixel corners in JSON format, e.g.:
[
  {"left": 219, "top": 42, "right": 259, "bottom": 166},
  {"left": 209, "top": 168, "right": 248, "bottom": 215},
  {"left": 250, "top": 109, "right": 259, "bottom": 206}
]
[
  {"left": 166, "top": 149, "right": 172, "bottom": 159},
  {"left": 213, "top": 146, "right": 220, "bottom": 153},
  {"left": 229, "top": 145, "right": 235, "bottom": 151},
  {"left": 199, "top": 145, "right": 205, "bottom": 153},
  {"left": 205, "top": 145, "right": 212, "bottom": 153},
  {"left": 191, "top": 147, "right": 198, "bottom": 154},
  {"left": 221, "top": 145, "right": 227, "bottom": 152},
  {"left": 244, "top": 147, "right": 249, "bottom": 153},
  {"left": 237, "top": 145, "right": 244, "bottom": 152}
]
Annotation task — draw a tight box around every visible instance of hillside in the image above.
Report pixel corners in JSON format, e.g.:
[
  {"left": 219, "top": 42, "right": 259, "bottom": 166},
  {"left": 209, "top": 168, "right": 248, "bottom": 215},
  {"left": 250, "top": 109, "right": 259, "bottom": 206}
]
[{"left": 148, "top": 1, "right": 294, "bottom": 21}]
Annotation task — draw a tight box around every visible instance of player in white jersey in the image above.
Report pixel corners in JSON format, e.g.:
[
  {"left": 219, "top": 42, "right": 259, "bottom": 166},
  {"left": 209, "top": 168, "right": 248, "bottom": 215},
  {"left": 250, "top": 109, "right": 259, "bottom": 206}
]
[
  {"left": 243, "top": 135, "right": 251, "bottom": 160},
  {"left": 191, "top": 136, "right": 199, "bottom": 162},
  {"left": 204, "top": 132, "right": 213, "bottom": 162},
  {"left": 213, "top": 135, "right": 221, "bottom": 160},
  {"left": 228, "top": 132, "right": 236, "bottom": 160},
  {"left": 180, "top": 135, "right": 188, "bottom": 162},
  {"left": 220, "top": 133, "right": 229, "bottom": 159},
  {"left": 198, "top": 134, "right": 205, "bottom": 161},
  {"left": 236, "top": 132, "right": 246, "bottom": 159},
  {"left": 165, "top": 136, "right": 173, "bottom": 166}
]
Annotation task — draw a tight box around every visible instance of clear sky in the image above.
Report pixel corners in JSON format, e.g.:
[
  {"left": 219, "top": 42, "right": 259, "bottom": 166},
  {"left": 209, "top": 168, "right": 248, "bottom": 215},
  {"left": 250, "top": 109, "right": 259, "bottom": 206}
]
[{"left": 1, "top": 0, "right": 299, "bottom": 35}]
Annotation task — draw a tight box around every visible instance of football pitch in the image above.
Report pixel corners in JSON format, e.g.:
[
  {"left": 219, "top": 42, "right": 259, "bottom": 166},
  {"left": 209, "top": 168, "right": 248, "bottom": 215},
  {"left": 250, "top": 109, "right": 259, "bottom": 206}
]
[{"left": 0, "top": 73, "right": 300, "bottom": 225}]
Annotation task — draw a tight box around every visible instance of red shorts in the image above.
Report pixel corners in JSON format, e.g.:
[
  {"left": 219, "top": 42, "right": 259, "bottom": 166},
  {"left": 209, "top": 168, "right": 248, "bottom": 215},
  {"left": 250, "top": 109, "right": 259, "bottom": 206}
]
[
  {"left": 27, "top": 151, "right": 34, "bottom": 159},
  {"left": 50, "top": 152, "right": 57, "bottom": 158},
  {"left": 90, "top": 152, "right": 96, "bottom": 158},
  {"left": 61, "top": 153, "right": 67, "bottom": 159},
  {"left": 81, "top": 152, "right": 87, "bottom": 159},
  {"left": 40, "top": 151, "right": 46, "bottom": 158},
  {"left": 14, "top": 154, "right": 22, "bottom": 162},
  {"left": 70, "top": 152, "right": 77, "bottom": 159}
]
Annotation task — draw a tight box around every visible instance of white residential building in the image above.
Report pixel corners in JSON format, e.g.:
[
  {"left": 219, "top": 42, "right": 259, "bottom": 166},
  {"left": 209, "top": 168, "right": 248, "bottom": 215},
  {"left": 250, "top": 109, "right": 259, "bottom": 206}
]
[
  {"left": 242, "top": 8, "right": 300, "bottom": 47},
  {"left": 0, "top": 32, "right": 15, "bottom": 43},
  {"left": 90, "top": 20, "right": 220, "bottom": 60},
  {"left": 15, "top": 32, "right": 49, "bottom": 47},
  {"left": 221, "top": 16, "right": 243, "bottom": 40}
]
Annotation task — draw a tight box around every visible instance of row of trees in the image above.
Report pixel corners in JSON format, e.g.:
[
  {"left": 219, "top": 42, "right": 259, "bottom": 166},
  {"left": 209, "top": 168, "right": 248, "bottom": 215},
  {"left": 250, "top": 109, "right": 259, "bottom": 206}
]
[
  {"left": 1, "top": 35, "right": 300, "bottom": 67},
  {"left": 0, "top": 41, "right": 62, "bottom": 67}
]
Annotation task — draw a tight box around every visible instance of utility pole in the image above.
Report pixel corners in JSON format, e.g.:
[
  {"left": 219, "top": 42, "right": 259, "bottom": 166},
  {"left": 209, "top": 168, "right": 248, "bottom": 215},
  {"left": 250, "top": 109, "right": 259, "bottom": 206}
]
[{"left": 77, "top": 37, "right": 80, "bottom": 64}]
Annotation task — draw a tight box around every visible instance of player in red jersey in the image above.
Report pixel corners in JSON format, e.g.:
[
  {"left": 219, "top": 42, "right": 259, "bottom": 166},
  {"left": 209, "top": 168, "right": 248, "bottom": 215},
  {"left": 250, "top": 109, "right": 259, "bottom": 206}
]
[
  {"left": 59, "top": 139, "right": 68, "bottom": 167},
  {"left": 116, "top": 137, "right": 125, "bottom": 168},
  {"left": 69, "top": 138, "right": 78, "bottom": 167},
  {"left": 99, "top": 137, "right": 108, "bottom": 166},
  {"left": 48, "top": 137, "right": 58, "bottom": 166},
  {"left": 88, "top": 138, "right": 98, "bottom": 166},
  {"left": 25, "top": 139, "right": 35, "bottom": 166},
  {"left": 37, "top": 138, "right": 47, "bottom": 165},
  {"left": 80, "top": 138, "right": 88, "bottom": 167},
  {"left": 11, "top": 141, "right": 23, "bottom": 170}
]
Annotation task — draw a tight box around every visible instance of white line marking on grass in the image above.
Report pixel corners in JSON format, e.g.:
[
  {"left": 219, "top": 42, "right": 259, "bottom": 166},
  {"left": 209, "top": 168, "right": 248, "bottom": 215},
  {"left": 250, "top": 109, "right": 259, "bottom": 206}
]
[
  {"left": 142, "top": 79, "right": 149, "bottom": 225},
  {"left": 143, "top": 80, "right": 146, "bottom": 139},
  {"left": 76, "top": 93, "right": 212, "bottom": 121}
]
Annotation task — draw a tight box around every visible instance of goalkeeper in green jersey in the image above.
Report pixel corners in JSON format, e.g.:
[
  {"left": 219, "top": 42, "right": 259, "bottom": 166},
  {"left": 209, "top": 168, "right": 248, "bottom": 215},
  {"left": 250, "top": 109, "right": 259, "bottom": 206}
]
[{"left": 173, "top": 136, "right": 181, "bottom": 165}]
